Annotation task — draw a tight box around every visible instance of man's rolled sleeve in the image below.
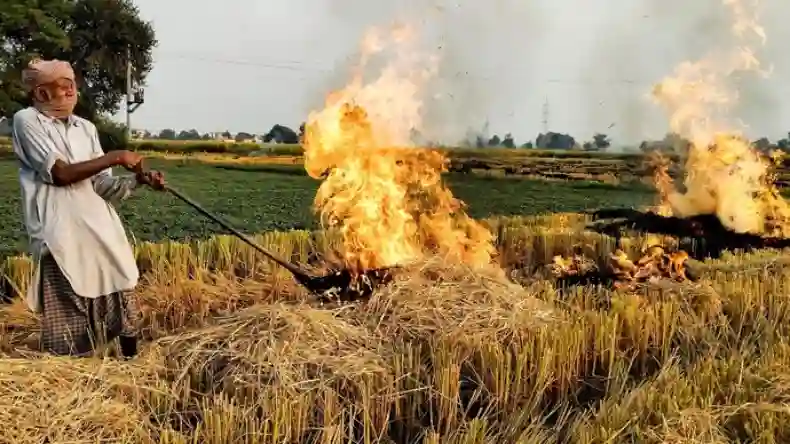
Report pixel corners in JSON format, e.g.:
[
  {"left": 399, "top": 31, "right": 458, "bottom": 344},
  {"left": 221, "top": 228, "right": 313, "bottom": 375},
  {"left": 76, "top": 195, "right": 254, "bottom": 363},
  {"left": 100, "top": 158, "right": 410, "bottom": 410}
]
[
  {"left": 11, "top": 114, "right": 63, "bottom": 184},
  {"left": 89, "top": 125, "right": 139, "bottom": 202},
  {"left": 92, "top": 171, "right": 139, "bottom": 203}
]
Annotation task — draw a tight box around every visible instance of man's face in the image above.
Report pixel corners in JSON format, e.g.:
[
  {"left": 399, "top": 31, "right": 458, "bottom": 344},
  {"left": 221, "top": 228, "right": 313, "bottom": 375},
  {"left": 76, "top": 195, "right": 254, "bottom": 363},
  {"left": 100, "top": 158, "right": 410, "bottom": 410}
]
[{"left": 34, "top": 77, "right": 76, "bottom": 103}]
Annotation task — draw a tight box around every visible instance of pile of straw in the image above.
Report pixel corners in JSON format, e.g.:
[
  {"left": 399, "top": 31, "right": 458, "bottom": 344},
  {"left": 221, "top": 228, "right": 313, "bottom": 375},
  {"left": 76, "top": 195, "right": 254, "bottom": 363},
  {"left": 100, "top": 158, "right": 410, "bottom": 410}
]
[
  {"left": 151, "top": 302, "right": 392, "bottom": 393},
  {"left": 357, "top": 257, "right": 555, "bottom": 343},
  {"left": 0, "top": 358, "right": 168, "bottom": 443}
]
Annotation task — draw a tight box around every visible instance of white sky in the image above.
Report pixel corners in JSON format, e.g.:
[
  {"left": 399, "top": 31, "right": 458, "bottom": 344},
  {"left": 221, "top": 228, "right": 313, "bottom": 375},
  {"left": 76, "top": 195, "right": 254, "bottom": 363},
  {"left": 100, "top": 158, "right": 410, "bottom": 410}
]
[{"left": 117, "top": 0, "right": 790, "bottom": 146}]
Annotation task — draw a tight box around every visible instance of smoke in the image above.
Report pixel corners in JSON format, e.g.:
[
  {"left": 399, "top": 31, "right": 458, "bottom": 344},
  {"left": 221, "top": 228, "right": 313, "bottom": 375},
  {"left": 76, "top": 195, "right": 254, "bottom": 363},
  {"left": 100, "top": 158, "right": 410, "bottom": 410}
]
[
  {"left": 305, "top": 0, "right": 788, "bottom": 147},
  {"left": 307, "top": 0, "right": 549, "bottom": 146},
  {"left": 585, "top": 0, "right": 787, "bottom": 145}
]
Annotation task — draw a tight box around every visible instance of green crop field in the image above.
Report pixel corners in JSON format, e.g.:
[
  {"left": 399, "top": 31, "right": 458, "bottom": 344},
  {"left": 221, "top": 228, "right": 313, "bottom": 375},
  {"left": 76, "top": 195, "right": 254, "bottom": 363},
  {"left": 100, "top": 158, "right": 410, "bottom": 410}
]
[{"left": 0, "top": 155, "right": 656, "bottom": 254}]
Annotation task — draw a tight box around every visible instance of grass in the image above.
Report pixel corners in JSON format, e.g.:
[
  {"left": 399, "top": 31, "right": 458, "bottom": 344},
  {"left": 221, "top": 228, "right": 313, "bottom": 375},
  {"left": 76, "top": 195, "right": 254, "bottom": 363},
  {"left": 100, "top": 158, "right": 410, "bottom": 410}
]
[
  {"left": 0, "top": 157, "right": 654, "bottom": 254},
  {"left": 1, "top": 213, "right": 790, "bottom": 442}
]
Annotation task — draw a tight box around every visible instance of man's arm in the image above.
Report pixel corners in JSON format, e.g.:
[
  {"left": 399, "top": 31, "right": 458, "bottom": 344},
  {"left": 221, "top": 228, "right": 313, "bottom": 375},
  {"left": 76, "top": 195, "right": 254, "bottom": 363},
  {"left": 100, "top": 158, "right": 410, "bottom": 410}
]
[
  {"left": 91, "top": 167, "right": 139, "bottom": 203},
  {"left": 12, "top": 114, "right": 121, "bottom": 186},
  {"left": 88, "top": 126, "right": 139, "bottom": 203}
]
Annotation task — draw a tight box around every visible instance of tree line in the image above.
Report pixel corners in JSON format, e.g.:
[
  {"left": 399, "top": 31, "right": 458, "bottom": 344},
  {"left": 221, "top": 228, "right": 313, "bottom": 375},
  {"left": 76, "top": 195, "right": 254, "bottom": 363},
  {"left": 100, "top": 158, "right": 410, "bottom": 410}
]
[
  {"left": 140, "top": 125, "right": 790, "bottom": 153},
  {"left": 140, "top": 124, "right": 303, "bottom": 144},
  {"left": 141, "top": 125, "right": 616, "bottom": 151},
  {"left": 455, "top": 131, "right": 611, "bottom": 151}
]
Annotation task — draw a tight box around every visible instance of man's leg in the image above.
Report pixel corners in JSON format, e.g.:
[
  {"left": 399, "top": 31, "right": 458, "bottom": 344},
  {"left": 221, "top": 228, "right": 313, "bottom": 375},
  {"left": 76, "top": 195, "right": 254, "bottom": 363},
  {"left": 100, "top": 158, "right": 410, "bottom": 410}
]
[
  {"left": 94, "top": 290, "right": 140, "bottom": 359},
  {"left": 39, "top": 255, "right": 97, "bottom": 356},
  {"left": 118, "top": 291, "right": 140, "bottom": 358}
]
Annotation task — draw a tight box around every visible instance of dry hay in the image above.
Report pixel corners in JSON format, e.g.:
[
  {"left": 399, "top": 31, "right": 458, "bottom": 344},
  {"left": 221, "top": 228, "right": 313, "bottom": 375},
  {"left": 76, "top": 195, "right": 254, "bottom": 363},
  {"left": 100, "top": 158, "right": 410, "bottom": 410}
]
[
  {"left": 151, "top": 302, "right": 392, "bottom": 393},
  {"left": 0, "top": 255, "right": 656, "bottom": 443},
  {"left": 133, "top": 257, "right": 556, "bottom": 441},
  {"left": 147, "top": 302, "right": 396, "bottom": 440},
  {"left": 358, "top": 257, "right": 555, "bottom": 344},
  {"left": 0, "top": 357, "right": 168, "bottom": 444},
  {"left": 0, "top": 276, "right": 275, "bottom": 354},
  {"left": 134, "top": 275, "right": 273, "bottom": 340},
  {"left": 0, "top": 299, "right": 38, "bottom": 355}
]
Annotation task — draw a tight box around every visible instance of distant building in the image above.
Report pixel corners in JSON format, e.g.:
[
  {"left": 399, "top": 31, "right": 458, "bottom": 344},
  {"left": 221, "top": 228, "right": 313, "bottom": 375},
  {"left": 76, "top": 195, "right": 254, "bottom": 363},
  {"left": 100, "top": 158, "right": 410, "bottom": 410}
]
[
  {"left": 204, "top": 131, "right": 235, "bottom": 143},
  {"left": 130, "top": 129, "right": 148, "bottom": 140}
]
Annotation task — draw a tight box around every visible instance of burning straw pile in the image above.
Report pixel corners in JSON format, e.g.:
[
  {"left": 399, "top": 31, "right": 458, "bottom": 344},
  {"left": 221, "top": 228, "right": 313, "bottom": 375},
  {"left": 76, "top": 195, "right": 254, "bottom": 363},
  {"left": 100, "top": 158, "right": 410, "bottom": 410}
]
[
  {"left": 555, "top": 1, "right": 790, "bottom": 281},
  {"left": 299, "top": 26, "right": 504, "bottom": 300},
  {"left": 549, "top": 243, "right": 696, "bottom": 290},
  {"left": 358, "top": 257, "right": 554, "bottom": 342}
]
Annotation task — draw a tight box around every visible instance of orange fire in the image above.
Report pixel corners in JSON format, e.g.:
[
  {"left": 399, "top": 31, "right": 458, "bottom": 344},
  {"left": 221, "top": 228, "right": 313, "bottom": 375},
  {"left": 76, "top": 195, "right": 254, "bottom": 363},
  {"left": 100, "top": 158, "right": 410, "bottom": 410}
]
[
  {"left": 302, "top": 26, "right": 495, "bottom": 273},
  {"left": 550, "top": 245, "right": 692, "bottom": 290}
]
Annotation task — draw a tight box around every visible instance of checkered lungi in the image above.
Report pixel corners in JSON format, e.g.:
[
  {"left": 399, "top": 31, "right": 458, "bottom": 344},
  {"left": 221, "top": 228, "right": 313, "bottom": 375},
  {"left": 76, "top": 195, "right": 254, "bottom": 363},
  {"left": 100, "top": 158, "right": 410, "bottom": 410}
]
[{"left": 39, "top": 254, "right": 140, "bottom": 356}]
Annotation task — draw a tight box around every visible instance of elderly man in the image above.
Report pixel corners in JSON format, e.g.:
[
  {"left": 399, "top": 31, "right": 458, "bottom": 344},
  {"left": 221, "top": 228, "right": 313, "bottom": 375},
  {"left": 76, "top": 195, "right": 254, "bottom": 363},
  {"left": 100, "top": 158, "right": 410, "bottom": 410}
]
[{"left": 11, "top": 58, "right": 164, "bottom": 358}]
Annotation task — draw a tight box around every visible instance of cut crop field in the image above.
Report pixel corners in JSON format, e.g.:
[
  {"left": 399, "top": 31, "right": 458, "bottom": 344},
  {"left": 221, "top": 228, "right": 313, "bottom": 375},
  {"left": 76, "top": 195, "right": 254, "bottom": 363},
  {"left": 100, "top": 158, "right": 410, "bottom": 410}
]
[
  {"left": 2, "top": 137, "right": 790, "bottom": 442},
  {"left": 1, "top": 213, "right": 789, "bottom": 442},
  {"left": 0, "top": 156, "right": 655, "bottom": 254}
]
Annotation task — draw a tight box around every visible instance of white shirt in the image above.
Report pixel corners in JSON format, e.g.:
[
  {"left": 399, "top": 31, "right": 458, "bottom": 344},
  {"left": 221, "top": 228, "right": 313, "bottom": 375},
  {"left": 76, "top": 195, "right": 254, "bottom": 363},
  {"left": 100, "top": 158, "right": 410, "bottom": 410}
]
[{"left": 12, "top": 107, "right": 140, "bottom": 313}]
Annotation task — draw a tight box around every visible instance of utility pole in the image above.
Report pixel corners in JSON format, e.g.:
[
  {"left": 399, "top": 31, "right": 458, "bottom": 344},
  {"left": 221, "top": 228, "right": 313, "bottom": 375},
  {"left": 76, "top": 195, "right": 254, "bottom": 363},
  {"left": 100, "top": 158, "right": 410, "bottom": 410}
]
[
  {"left": 125, "top": 46, "right": 145, "bottom": 141},
  {"left": 541, "top": 96, "right": 549, "bottom": 134}
]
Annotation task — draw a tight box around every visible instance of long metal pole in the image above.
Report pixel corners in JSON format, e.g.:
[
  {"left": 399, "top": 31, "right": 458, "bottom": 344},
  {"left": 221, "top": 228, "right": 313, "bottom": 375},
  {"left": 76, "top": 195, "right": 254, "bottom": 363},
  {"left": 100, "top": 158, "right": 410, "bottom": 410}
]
[{"left": 162, "top": 184, "right": 310, "bottom": 277}]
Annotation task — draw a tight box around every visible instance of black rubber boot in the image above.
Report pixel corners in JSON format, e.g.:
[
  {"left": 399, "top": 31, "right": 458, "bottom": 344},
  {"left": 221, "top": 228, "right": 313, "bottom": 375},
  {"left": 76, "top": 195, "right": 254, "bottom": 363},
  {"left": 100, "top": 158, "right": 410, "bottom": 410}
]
[{"left": 118, "top": 335, "right": 138, "bottom": 359}]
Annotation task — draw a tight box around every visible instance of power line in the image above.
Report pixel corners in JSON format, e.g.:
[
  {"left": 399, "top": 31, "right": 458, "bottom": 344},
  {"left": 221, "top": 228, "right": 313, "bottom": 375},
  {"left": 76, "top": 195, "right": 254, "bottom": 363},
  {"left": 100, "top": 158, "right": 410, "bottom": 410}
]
[
  {"left": 151, "top": 50, "right": 662, "bottom": 86},
  {"left": 155, "top": 52, "right": 334, "bottom": 73}
]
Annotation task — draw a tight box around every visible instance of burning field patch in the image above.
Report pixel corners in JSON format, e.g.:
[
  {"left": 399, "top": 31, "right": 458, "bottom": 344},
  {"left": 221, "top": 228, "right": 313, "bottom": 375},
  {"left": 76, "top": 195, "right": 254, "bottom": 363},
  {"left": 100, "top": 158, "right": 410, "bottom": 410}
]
[{"left": 549, "top": 244, "right": 696, "bottom": 291}]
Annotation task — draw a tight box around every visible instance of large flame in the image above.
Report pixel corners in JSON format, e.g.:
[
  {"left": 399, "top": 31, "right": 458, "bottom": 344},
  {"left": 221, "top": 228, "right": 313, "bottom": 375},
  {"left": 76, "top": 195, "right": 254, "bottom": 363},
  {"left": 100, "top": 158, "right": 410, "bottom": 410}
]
[
  {"left": 303, "top": 25, "right": 496, "bottom": 272},
  {"left": 650, "top": 0, "right": 790, "bottom": 237}
]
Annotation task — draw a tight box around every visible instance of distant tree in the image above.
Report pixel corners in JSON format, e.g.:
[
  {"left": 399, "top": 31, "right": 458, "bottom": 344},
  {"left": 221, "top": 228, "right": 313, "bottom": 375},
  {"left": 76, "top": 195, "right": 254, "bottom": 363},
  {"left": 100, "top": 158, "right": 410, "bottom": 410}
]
[
  {"left": 582, "top": 141, "right": 596, "bottom": 151},
  {"left": 520, "top": 142, "right": 534, "bottom": 149},
  {"left": 263, "top": 124, "right": 298, "bottom": 144},
  {"left": 501, "top": 133, "right": 515, "bottom": 148},
  {"left": 0, "top": 0, "right": 157, "bottom": 119},
  {"left": 777, "top": 132, "right": 790, "bottom": 150},
  {"left": 487, "top": 134, "right": 501, "bottom": 147},
  {"left": 94, "top": 116, "right": 127, "bottom": 151},
  {"left": 640, "top": 132, "right": 690, "bottom": 154},
  {"left": 592, "top": 133, "right": 611, "bottom": 150},
  {"left": 158, "top": 128, "right": 176, "bottom": 140},
  {"left": 235, "top": 131, "right": 255, "bottom": 142},
  {"left": 753, "top": 137, "right": 771, "bottom": 152},
  {"left": 535, "top": 132, "right": 576, "bottom": 150},
  {"left": 221, "top": 130, "right": 232, "bottom": 139},
  {"left": 177, "top": 129, "right": 201, "bottom": 140}
]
